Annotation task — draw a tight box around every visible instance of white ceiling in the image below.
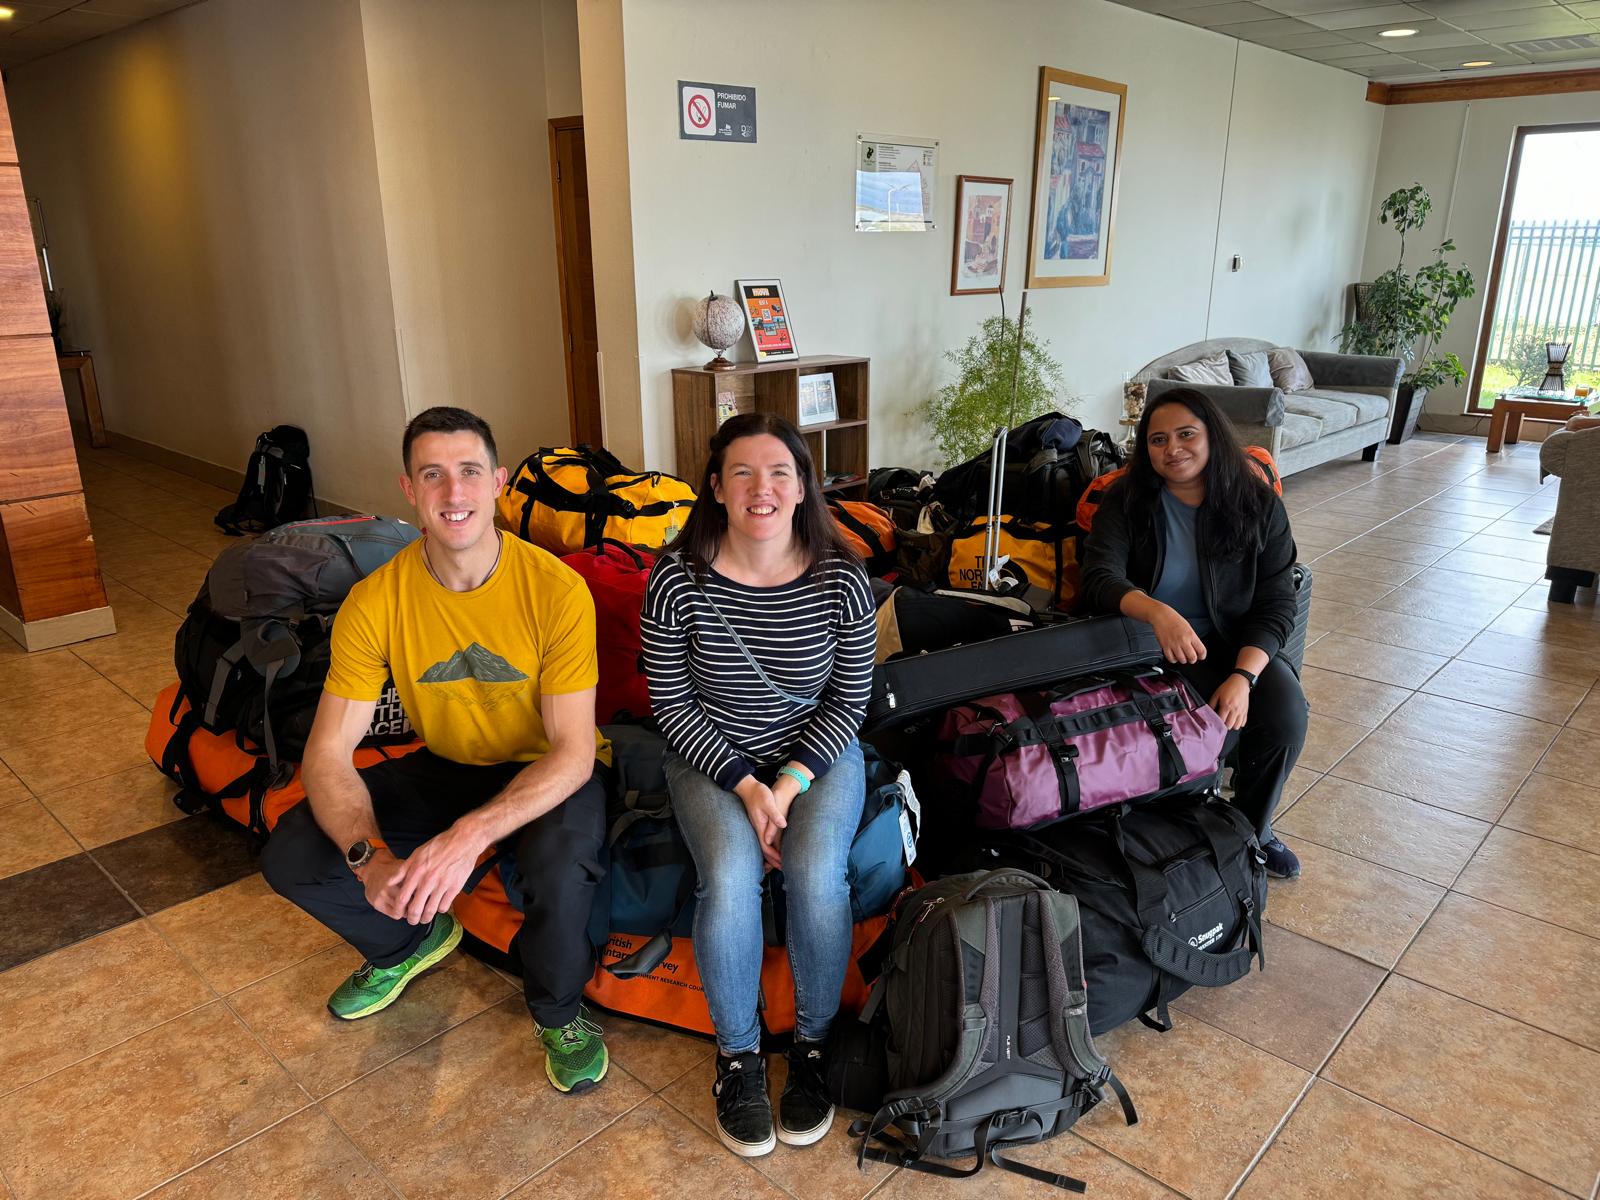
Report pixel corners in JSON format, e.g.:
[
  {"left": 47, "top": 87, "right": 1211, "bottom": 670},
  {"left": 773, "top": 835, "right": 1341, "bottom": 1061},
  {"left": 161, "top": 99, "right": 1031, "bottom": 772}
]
[
  {"left": 0, "top": 0, "right": 199, "bottom": 71},
  {"left": 1107, "top": 0, "right": 1600, "bottom": 81}
]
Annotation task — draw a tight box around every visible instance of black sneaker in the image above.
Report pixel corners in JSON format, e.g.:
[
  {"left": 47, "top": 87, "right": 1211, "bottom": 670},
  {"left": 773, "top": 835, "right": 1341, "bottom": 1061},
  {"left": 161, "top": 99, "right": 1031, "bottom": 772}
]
[
  {"left": 1263, "top": 836, "right": 1302, "bottom": 880},
  {"left": 713, "top": 1052, "right": 775, "bottom": 1157},
  {"left": 777, "top": 1039, "right": 834, "bottom": 1146}
]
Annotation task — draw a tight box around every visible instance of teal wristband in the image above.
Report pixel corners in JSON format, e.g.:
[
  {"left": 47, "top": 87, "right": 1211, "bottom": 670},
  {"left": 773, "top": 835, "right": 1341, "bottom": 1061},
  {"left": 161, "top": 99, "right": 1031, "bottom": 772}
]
[{"left": 778, "top": 765, "right": 812, "bottom": 793}]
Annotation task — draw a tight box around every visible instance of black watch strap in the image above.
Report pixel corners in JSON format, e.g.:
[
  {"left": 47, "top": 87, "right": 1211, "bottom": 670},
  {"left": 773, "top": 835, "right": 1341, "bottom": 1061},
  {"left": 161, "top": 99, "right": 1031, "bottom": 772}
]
[{"left": 1230, "top": 667, "right": 1259, "bottom": 690}]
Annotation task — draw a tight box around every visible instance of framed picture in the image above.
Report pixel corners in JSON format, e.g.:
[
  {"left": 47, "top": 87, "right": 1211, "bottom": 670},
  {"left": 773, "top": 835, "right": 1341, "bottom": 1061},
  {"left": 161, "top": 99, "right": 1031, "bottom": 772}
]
[
  {"left": 735, "top": 278, "right": 798, "bottom": 362},
  {"left": 1026, "top": 67, "right": 1127, "bottom": 289},
  {"left": 951, "top": 175, "right": 1012, "bottom": 295},
  {"left": 797, "top": 372, "right": 838, "bottom": 427}
]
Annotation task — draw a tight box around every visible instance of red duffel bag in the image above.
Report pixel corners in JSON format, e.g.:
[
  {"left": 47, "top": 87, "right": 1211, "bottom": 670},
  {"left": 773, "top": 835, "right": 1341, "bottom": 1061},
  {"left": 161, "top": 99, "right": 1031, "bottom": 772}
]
[{"left": 561, "top": 538, "right": 654, "bottom": 723}]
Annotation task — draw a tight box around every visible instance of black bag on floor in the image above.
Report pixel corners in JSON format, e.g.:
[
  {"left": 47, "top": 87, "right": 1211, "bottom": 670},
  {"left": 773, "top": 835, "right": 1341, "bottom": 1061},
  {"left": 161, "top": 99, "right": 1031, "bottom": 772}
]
[
  {"left": 847, "top": 869, "right": 1137, "bottom": 1192},
  {"left": 215, "top": 425, "right": 315, "bottom": 536},
  {"left": 980, "top": 796, "right": 1268, "bottom": 1035},
  {"left": 873, "top": 584, "right": 1035, "bottom": 662},
  {"left": 931, "top": 413, "right": 1084, "bottom": 524}
]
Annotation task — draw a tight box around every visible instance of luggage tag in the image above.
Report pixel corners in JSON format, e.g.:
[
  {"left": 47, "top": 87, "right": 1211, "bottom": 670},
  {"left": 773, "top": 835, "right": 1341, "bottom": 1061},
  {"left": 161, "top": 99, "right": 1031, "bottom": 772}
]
[{"left": 896, "top": 770, "right": 922, "bottom": 866}]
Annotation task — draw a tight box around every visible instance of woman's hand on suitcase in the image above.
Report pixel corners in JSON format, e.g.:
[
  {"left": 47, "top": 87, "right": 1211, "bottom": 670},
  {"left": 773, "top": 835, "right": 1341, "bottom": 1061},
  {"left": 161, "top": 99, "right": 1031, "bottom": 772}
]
[
  {"left": 1150, "top": 606, "right": 1207, "bottom": 665},
  {"left": 735, "top": 776, "right": 787, "bottom": 871},
  {"left": 1208, "top": 675, "right": 1251, "bottom": 730}
]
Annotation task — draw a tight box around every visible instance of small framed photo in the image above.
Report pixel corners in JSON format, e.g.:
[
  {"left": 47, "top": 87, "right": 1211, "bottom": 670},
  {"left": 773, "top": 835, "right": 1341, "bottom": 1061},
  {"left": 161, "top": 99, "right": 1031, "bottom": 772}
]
[
  {"left": 735, "top": 278, "right": 798, "bottom": 362},
  {"left": 951, "top": 175, "right": 1012, "bottom": 295},
  {"left": 797, "top": 372, "right": 839, "bottom": 427}
]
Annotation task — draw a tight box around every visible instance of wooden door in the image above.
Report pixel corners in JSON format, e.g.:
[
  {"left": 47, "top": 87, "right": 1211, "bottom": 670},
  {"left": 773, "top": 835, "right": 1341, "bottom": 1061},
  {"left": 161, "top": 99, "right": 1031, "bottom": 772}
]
[{"left": 549, "top": 117, "right": 603, "bottom": 447}]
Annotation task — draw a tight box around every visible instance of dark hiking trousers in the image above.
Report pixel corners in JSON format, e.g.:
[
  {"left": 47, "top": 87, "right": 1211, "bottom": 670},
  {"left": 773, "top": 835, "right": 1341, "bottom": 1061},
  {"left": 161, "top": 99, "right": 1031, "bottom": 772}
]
[
  {"left": 1169, "top": 639, "right": 1308, "bottom": 840},
  {"left": 260, "top": 748, "right": 607, "bottom": 1028}
]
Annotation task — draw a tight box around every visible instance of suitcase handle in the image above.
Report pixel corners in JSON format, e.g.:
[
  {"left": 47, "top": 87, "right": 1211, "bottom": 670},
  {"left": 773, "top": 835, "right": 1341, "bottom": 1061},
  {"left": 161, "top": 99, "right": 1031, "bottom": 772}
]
[
  {"left": 595, "top": 537, "right": 649, "bottom": 570},
  {"left": 962, "top": 868, "right": 1052, "bottom": 901},
  {"left": 1140, "top": 922, "right": 1256, "bottom": 987}
]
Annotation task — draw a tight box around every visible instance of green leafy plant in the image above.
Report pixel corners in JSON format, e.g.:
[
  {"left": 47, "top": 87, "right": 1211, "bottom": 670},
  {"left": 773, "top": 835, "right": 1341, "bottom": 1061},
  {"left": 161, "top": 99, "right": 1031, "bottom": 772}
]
[
  {"left": 922, "top": 311, "right": 1070, "bottom": 465},
  {"left": 1341, "top": 183, "right": 1476, "bottom": 392}
]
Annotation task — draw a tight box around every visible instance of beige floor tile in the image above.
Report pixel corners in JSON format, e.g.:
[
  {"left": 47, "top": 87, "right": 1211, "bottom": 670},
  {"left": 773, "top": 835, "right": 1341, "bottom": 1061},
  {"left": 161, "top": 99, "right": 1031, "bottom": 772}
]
[
  {"left": 1455, "top": 827, "right": 1600, "bottom": 939},
  {"left": 1430, "top": 548, "right": 1547, "bottom": 583},
  {"left": 1306, "top": 597, "right": 1362, "bottom": 635},
  {"left": 1276, "top": 776, "right": 1490, "bottom": 886},
  {"left": 147, "top": 1108, "right": 383, "bottom": 1200},
  {"left": 510, "top": 1096, "right": 790, "bottom": 1200},
  {"left": 596, "top": 1011, "right": 713, "bottom": 1091},
  {"left": 1325, "top": 976, "right": 1600, "bottom": 1196},
  {"left": 0, "top": 677, "right": 148, "bottom": 753},
  {"left": 1382, "top": 509, "right": 1495, "bottom": 534},
  {"left": 151, "top": 875, "right": 340, "bottom": 995},
  {"left": 70, "top": 620, "right": 184, "bottom": 678},
  {"left": 1369, "top": 581, "right": 1502, "bottom": 625},
  {"left": 1277, "top": 765, "right": 1320, "bottom": 813},
  {"left": 1074, "top": 1017, "right": 1308, "bottom": 1200},
  {"left": 1457, "top": 532, "right": 1555, "bottom": 564},
  {"left": 1237, "top": 1080, "right": 1564, "bottom": 1200},
  {"left": 1500, "top": 772, "right": 1600, "bottom": 855},
  {"left": 0, "top": 711, "right": 154, "bottom": 795},
  {"left": 1297, "top": 712, "right": 1370, "bottom": 772},
  {"left": 1456, "top": 630, "right": 1599, "bottom": 687},
  {"left": 1338, "top": 533, "right": 1449, "bottom": 565},
  {"left": 0, "top": 801, "right": 79, "bottom": 881},
  {"left": 1265, "top": 835, "right": 1444, "bottom": 967},
  {"left": 1379, "top": 693, "right": 1558, "bottom": 773},
  {"left": 1536, "top": 727, "right": 1600, "bottom": 787},
  {"left": 1569, "top": 690, "right": 1600, "bottom": 734},
  {"left": 1291, "top": 510, "right": 1387, "bottom": 538},
  {"left": 229, "top": 942, "right": 514, "bottom": 1096},
  {"left": 1488, "top": 605, "right": 1600, "bottom": 652},
  {"left": 1306, "top": 572, "right": 1397, "bottom": 609},
  {"left": 0, "top": 650, "right": 101, "bottom": 705},
  {"left": 1368, "top": 518, "right": 1474, "bottom": 547},
  {"left": 1399, "top": 893, "right": 1600, "bottom": 1054},
  {"left": 103, "top": 658, "right": 180, "bottom": 710},
  {"left": 1301, "top": 633, "right": 1446, "bottom": 689},
  {"left": 0, "top": 759, "right": 28, "bottom": 808},
  {"left": 0, "top": 921, "right": 211, "bottom": 1097},
  {"left": 1329, "top": 727, "right": 1529, "bottom": 820},
  {"left": 662, "top": 1055, "right": 897, "bottom": 1200},
  {"left": 1170, "top": 926, "right": 1383, "bottom": 1070},
  {"left": 1308, "top": 549, "right": 1425, "bottom": 587},
  {"left": 1300, "top": 666, "right": 1411, "bottom": 727},
  {"left": 323, "top": 998, "right": 649, "bottom": 1200},
  {"left": 0, "top": 1003, "right": 305, "bottom": 1200},
  {"left": 1331, "top": 606, "right": 1477, "bottom": 656},
  {"left": 1421, "top": 658, "right": 1588, "bottom": 725},
  {"left": 39, "top": 765, "right": 182, "bottom": 848},
  {"left": 1417, "top": 495, "right": 1515, "bottom": 519},
  {"left": 870, "top": 1131, "right": 1182, "bottom": 1199}
]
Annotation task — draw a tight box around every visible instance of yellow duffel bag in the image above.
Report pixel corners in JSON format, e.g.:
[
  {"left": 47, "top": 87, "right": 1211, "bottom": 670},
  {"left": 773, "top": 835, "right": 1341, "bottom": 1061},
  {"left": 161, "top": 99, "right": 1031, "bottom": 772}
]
[
  {"left": 944, "top": 515, "right": 1082, "bottom": 614},
  {"left": 498, "top": 445, "right": 697, "bottom": 556}
]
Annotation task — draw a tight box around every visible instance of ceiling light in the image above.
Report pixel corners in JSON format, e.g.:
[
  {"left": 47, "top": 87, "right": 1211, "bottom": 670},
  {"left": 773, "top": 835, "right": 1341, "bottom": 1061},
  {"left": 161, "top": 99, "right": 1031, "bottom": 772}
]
[
  {"left": 1379, "top": 27, "right": 1417, "bottom": 37},
  {"left": 1461, "top": 59, "right": 1494, "bottom": 66},
  {"left": 0, "top": 7, "right": 14, "bottom": 18}
]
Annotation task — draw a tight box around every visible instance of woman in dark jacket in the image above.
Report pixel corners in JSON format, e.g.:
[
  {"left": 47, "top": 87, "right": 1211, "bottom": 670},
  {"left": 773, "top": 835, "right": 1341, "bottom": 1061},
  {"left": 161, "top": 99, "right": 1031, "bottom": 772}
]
[{"left": 1082, "top": 386, "right": 1306, "bottom": 879}]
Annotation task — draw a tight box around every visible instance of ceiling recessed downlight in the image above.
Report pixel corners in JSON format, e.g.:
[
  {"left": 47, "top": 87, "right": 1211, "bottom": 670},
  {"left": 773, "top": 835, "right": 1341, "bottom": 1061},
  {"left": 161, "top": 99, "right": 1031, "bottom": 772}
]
[
  {"left": 1461, "top": 59, "right": 1494, "bottom": 66},
  {"left": 0, "top": 7, "right": 14, "bottom": 18},
  {"left": 1379, "top": 27, "right": 1417, "bottom": 36}
]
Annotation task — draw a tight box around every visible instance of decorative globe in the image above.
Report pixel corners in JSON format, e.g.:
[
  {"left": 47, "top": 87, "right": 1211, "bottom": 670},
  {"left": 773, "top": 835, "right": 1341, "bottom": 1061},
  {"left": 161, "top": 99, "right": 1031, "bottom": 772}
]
[{"left": 692, "top": 290, "right": 744, "bottom": 370}]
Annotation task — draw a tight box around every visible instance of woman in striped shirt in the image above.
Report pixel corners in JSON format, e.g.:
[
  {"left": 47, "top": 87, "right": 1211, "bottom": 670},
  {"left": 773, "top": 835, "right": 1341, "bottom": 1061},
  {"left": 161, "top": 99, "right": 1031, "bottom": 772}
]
[{"left": 641, "top": 412, "right": 875, "bottom": 1159}]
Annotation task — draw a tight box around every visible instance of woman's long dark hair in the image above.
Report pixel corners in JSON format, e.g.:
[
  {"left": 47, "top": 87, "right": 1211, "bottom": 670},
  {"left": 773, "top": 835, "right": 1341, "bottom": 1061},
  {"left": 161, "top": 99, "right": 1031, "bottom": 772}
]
[
  {"left": 1124, "top": 387, "right": 1274, "bottom": 558},
  {"left": 668, "top": 412, "right": 853, "bottom": 573}
]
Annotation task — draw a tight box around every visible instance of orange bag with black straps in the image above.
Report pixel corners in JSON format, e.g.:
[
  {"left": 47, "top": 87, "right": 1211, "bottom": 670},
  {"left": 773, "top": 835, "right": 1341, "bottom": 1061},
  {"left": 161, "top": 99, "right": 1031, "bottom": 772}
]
[
  {"left": 829, "top": 499, "right": 897, "bottom": 575},
  {"left": 1076, "top": 445, "right": 1283, "bottom": 533}
]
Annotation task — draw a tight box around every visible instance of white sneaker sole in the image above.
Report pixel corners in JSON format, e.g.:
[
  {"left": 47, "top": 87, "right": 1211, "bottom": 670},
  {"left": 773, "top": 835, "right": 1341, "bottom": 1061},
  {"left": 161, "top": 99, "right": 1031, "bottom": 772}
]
[
  {"left": 717, "top": 1124, "right": 777, "bottom": 1157},
  {"left": 776, "top": 1105, "right": 834, "bottom": 1147}
]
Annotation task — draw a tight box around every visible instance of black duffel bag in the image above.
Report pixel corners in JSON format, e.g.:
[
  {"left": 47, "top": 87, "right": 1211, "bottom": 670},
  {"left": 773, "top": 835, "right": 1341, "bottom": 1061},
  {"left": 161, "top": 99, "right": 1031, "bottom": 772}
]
[{"left": 979, "top": 794, "right": 1267, "bottom": 1035}]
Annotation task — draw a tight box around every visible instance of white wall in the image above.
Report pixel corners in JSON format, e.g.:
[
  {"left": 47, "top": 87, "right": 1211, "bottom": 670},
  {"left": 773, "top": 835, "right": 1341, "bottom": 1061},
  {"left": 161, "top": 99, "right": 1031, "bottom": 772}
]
[
  {"left": 1362, "top": 92, "right": 1600, "bottom": 431},
  {"left": 611, "top": 0, "right": 1383, "bottom": 471}
]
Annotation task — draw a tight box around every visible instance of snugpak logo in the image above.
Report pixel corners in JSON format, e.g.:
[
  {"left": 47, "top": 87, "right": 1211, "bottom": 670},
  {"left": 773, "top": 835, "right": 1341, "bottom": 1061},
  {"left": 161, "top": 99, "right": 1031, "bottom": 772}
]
[{"left": 1188, "top": 922, "right": 1225, "bottom": 950}]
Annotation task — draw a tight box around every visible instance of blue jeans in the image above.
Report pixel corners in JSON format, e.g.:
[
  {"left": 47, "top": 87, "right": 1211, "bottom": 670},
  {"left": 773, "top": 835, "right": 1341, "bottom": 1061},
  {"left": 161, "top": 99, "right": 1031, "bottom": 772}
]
[{"left": 665, "top": 741, "right": 866, "bottom": 1056}]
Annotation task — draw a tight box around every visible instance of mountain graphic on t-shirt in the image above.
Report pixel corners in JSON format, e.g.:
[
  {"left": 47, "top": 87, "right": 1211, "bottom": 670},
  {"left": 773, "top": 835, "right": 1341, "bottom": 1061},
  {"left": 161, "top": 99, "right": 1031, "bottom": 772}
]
[{"left": 417, "top": 642, "right": 529, "bottom": 685}]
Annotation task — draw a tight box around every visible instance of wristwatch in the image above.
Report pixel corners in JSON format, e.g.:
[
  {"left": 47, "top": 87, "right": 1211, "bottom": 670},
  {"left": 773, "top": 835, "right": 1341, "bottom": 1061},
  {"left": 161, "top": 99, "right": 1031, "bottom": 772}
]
[
  {"left": 1229, "top": 667, "right": 1260, "bottom": 691},
  {"left": 346, "top": 836, "right": 388, "bottom": 870}
]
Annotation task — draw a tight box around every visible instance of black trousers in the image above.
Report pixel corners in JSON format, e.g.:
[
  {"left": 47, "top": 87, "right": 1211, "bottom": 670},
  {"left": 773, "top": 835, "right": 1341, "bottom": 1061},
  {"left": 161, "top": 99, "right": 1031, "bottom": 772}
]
[
  {"left": 260, "top": 749, "right": 607, "bottom": 1028},
  {"left": 1168, "top": 639, "right": 1308, "bottom": 840}
]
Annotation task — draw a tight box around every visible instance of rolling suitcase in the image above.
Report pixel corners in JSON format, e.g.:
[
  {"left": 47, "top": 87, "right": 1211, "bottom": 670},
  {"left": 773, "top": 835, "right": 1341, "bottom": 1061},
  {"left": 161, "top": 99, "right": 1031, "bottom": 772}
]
[{"left": 1282, "top": 563, "right": 1313, "bottom": 676}]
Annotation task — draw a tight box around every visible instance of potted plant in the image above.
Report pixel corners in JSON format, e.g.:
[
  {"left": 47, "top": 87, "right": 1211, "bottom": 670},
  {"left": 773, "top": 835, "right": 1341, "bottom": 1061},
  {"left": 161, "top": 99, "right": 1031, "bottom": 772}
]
[
  {"left": 922, "top": 307, "right": 1071, "bottom": 466},
  {"left": 1340, "top": 184, "right": 1475, "bottom": 444}
]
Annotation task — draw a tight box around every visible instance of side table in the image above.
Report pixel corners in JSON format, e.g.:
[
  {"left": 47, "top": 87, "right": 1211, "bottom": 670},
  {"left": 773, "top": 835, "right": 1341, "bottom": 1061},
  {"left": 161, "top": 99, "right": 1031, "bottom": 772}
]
[
  {"left": 1486, "top": 390, "right": 1599, "bottom": 454},
  {"left": 57, "top": 351, "right": 108, "bottom": 449}
]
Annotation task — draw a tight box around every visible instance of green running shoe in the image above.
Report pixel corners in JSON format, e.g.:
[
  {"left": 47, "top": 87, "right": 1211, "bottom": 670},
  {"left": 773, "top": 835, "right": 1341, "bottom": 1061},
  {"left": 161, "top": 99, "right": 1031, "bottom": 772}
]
[
  {"left": 536, "top": 1006, "right": 609, "bottom": 1093},
  {"left": 326, "top": 914, "right": 463, "bottom": 1021}
]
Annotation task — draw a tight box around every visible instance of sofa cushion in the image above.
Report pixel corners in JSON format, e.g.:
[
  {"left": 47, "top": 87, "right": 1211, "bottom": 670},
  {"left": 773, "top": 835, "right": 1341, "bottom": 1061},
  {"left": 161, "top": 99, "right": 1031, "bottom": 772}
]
[
  {"left": 1228, "top": 350, "right": 1273, "bottom": 387},
  {"left": 1300, "top": 387, "right": 1388, "bottom": 425},
  {"left": 1167, "top": 353, "right": 1231, "bottom": 386},
  {"left": 1268, "top": 347, "right": 1313, "bottom": 393},
  {"left": 1285, "top": 394, "right": 1357, "bottom": 436},
  {"left": 1278, "top": 412, "right": 1323, "bottom": 451}
]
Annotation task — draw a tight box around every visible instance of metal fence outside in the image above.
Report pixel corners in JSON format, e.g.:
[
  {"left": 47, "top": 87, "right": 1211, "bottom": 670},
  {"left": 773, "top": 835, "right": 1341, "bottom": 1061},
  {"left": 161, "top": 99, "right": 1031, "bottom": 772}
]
[{"left": 1485, "top": 219, "right": 1600, "bottom": 372}]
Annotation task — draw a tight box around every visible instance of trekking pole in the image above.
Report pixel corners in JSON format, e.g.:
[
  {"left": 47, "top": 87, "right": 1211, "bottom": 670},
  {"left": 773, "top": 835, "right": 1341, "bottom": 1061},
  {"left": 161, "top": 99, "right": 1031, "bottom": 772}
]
[{"left": 982, "top": 424, "right": 1008, "bottom": 590}]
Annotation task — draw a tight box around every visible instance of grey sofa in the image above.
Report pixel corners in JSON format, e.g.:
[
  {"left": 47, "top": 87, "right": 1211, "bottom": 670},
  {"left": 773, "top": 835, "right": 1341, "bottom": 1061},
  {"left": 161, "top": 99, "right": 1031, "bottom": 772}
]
[
  {"left": 1539, "top": 424, "right": 1600, "bottom": 603},
  {"left": 1132, "top": 338, "right": 1403, "bottom": 476}
]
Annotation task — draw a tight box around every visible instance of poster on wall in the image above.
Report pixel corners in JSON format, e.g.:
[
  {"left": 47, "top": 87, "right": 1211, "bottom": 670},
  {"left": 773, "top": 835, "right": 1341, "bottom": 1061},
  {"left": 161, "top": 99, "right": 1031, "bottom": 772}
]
[
  {"left": 855, "top": 134, "right": 938, "bottom": 232},
  {"left": 678, "top": 81, "right": 758, "bottom": 142},
  {"left": 951, "top": 176, "right": 1012, "bottom": 295},
  {"left": 735, "top": 278, "right": 798, "bottom": 362},
  {"left": 1027, "top": 67, "right": 1126, "bottom": 288}
]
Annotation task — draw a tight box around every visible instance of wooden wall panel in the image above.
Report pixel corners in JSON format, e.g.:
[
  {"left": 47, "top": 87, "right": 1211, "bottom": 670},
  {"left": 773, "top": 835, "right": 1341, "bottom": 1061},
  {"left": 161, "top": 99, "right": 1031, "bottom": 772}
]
[
  {"left": 0, "top": 166, "right": 48, "bottom": 336},
  {"left": 0, "top": 335, "right": 80, "bottom": 503},
  {"left": 0, "top": 493, "right": 106, "bottom": 622},
  {"left": 0, "top": 85, "right": 14, "bottom": 167}
]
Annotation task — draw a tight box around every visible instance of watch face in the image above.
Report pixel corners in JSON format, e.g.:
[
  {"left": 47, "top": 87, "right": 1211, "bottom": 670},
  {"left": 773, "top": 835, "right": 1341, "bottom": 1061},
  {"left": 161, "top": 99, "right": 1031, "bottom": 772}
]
[{"left": 347, "top": 840, "right": 370, "bottom": 866}]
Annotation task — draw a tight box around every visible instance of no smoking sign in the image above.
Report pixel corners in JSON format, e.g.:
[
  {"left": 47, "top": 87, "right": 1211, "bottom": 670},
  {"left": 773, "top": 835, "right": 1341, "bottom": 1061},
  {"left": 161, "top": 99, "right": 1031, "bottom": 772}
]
[{"left": 678, "top": 80, "right": 757, "bottom": 143}]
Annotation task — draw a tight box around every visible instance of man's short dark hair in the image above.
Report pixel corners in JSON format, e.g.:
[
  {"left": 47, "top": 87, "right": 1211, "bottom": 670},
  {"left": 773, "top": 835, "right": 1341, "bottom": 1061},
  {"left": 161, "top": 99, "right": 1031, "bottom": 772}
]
[{"left": 402, "top": 406, "right": 499, "bottom": 473}]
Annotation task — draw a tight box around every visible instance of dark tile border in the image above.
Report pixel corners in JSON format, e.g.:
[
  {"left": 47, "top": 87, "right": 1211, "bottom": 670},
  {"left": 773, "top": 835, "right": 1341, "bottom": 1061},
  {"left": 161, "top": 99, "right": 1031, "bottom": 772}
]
[
  {"left": 0, "top": 854, "right": 139, "bottom": 971},
  {"left": 90, "top": 814, "right": 259, "bottom": 914}
]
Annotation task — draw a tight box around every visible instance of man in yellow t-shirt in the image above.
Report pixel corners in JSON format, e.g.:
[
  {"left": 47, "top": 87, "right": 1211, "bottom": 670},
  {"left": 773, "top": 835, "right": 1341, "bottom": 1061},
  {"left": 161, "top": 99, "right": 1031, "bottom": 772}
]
[{"left": 261, "top": 407, "right": 610, "bottom": 1095}]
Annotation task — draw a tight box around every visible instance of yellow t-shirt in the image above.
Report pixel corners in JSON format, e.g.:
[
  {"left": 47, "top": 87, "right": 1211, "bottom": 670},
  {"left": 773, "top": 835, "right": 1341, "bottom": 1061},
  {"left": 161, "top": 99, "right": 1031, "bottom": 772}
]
[{"left": 325, "top": 535, "right": 608, "bottom": 766}]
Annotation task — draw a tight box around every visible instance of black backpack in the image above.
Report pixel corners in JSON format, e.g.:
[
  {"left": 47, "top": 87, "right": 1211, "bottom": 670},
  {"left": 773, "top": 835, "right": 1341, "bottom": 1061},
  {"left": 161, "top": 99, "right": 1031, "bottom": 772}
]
[
  {"left": 215, "top": 425, "right": 316, "bottom": 536},
  {"left": 849, "top": 869, "right": 1137, "bottom": 1192},
  {"left": 981, "top": 796, "right": 1268, "bottom": 1035}
]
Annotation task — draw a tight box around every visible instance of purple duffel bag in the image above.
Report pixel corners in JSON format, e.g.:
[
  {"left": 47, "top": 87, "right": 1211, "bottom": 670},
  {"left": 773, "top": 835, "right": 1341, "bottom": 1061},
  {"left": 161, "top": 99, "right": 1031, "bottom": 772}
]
[{"left": 936, "top": 670, "right": 1228, "bottom": 831}]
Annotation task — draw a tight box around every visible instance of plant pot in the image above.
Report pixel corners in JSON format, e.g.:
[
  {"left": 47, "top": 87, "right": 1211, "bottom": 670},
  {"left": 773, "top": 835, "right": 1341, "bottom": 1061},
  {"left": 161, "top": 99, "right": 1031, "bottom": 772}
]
[{"left": 1387, "top": 383, "right": 1427, "bottom": 444}]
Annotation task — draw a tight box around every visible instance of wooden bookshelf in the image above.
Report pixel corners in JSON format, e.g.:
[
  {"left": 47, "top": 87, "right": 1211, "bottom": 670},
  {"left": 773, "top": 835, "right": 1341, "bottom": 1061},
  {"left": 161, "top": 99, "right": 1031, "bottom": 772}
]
[{"left": 671, "top": 355, "right": 870, "bottom": 499}]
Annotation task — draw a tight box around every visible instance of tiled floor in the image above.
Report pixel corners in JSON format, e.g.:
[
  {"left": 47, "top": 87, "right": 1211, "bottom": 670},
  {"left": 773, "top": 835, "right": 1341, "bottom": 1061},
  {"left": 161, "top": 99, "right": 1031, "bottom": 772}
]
[{"left": 1, "top": 435, "right": 1598, "bottom": 1199}]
